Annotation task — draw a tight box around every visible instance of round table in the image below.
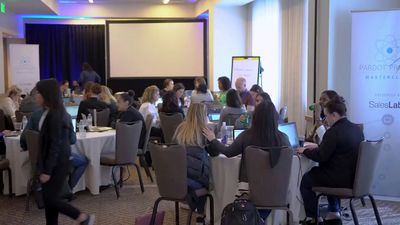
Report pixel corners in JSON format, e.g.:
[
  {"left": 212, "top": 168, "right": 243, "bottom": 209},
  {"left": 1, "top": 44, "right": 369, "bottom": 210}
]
[{"left": 3, "top": 130, "right": 116, "bottom": 196}]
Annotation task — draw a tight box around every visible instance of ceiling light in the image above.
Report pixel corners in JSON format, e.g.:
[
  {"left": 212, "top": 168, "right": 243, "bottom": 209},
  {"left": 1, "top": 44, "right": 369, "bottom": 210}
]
[
  {"left": 88, "top": 0, "right": 94, "bottom": 3},
  {"left": 162, "top": 0, "right": 170, "bottom": 4}
]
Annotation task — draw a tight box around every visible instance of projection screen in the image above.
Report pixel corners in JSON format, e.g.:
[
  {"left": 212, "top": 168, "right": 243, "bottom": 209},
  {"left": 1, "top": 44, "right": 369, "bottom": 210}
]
[{"left": 107, "top": 20, "right": 206, "bottom": 78}]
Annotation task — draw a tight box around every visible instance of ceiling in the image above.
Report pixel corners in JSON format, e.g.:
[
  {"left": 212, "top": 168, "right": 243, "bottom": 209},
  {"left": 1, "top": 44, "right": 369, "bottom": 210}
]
[
  {"left": 58, "top": 0, "right": 197, "bottom": 4},
  {"left": 5, "top": 0, "right": 57, "bottom": 14}
]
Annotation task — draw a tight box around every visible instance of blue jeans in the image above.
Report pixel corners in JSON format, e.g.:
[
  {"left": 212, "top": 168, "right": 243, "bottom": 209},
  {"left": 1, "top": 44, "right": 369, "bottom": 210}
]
[{"left": 69, "top": 152, "right": 88, "bottom": 189}]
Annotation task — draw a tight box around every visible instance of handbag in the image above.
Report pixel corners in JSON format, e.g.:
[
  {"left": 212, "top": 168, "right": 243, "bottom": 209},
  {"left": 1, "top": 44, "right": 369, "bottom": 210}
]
[{"left": 134, "top": 211, "right": 165, "bottom": 225}]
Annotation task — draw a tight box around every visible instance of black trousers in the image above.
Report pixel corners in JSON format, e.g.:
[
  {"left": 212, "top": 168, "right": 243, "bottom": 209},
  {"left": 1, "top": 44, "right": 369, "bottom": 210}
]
[
  {"left": 42, "top": 161, "right": 81, "bottom": 225},
  {"left": 300, "top": 168, "right": 341, "bottom": 218}
]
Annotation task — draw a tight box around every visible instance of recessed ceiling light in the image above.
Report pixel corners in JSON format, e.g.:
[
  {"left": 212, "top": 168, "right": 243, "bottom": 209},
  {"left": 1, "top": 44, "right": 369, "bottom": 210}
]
[
  {"left": 88, "top": 0, "right": 94, "bottom": 3},
  {"left": 162, "top": 0, "right": 170, "bottom": 4}
]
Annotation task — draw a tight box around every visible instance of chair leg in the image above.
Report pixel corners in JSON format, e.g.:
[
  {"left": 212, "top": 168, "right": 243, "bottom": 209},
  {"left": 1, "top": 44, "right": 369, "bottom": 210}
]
[
  {"left": 134, "top": 163, "right": 144, "bottom": 193},
  {"left": 349, "top": 198, "right": 359, "bottom": 225},
  {"left": 175, "top": 201, "right": 180, "bottom": 225},
  {"left": 140, "top": 155, "right": 154, "bottom": 182},
  {"left": 315, "top": 194, "right": 322, "bottom": 224},
  {"left": 111, "top": 166, "right": 120, "bottom": 199},
  {"left": 186, "top": 209, "right": 193, "bottom": 225},
  {"left": 360, "top": 197, "right": 366, "bottom": 207},
  {"left": 368, "top": 195, "right": 383, "bottom": 225},
  {"left": 285, "top": 207, "right": 294, "bottom": 225},
  {"left": 150, "top": 197, "right": 163, "bottom": 225},
  {"left": 119, "top": 166, "right": 124, "bottom": 188},
  {"left": 6, "top": 168, "right": 12, "bottom": 198},
  {"left": 206, "top": 194, "right": 215, "bottom": 225}
]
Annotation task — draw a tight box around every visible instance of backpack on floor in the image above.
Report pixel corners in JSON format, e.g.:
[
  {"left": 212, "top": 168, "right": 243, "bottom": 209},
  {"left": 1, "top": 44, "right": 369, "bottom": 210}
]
[{"left": 221, "top": 198, "right": 264, "bottom": 225}]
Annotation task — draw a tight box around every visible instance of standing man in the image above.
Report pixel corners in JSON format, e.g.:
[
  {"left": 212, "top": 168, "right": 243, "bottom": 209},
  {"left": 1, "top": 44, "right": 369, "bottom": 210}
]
[{"left": 235, "top": 77, "right": 255, "bottom": 107}]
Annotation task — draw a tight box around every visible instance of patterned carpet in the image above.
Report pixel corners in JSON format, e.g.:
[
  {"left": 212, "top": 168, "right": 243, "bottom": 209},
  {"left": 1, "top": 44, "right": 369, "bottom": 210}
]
[{"left": 1, "top": 167, "right": 399, "bottom": 225}]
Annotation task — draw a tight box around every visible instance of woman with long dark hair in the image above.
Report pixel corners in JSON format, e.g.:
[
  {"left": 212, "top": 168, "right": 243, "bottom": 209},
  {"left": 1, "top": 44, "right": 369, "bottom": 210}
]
[
  {"left": 203, "top": 101, "right": 289, "bottom": 182},
  {"left": 35, "top": 79, "right": 94, "bottom": 225},
  {"left": 160, "top": 91, "right": 185, "bottom": 118},
  {"left": 218, "top": 89, "right": 245, "bottom": 129}
]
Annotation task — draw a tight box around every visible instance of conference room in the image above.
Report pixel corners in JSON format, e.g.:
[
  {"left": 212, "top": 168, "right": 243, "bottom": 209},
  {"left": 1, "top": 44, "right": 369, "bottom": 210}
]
[{"left": 0, "top": 0, "right": 399, "bottom": 225}]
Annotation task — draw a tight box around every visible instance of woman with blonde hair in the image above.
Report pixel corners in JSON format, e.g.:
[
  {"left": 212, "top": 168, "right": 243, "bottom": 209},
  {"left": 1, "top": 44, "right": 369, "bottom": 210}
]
[
  {"left": 99, "top": 85, "right": 118, "bottom": 125},
  {"left": 173, "top": 103, "right": 215, "bottom": 225},
  {"left": 0, "top": 85, "right": 22, "bottom": 118},
  {"left": 139, "top": 85, "right": 162, "bottom": 137}
]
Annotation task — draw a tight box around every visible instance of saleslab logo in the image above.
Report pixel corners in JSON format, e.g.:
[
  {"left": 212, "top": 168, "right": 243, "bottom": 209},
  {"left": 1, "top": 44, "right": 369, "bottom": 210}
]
[{"left": 369, "top": 101, "right": 400, "bottom": 109}]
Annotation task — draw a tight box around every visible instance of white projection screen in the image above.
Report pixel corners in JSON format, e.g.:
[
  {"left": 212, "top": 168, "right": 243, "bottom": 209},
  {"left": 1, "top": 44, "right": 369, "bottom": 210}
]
[{"left": 107, "top": 20, "right": 206, "bottom": 78}]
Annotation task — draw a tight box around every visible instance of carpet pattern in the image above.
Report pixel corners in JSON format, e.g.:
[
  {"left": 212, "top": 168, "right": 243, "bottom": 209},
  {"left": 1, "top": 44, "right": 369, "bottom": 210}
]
[{"left": 1, "top": 167, "right": 399, "bottom": 225}]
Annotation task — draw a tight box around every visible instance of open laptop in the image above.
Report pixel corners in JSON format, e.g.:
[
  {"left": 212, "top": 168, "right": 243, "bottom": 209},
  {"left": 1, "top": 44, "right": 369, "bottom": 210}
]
[
  {"left": 278, "top": 122, "right": 300, "bottom": 148},
  {"left": 208, "top": 113, "right": 220, "bottom": 122},
  {"left": 233, "top": 129, "right": 245, "bottom": 140}
]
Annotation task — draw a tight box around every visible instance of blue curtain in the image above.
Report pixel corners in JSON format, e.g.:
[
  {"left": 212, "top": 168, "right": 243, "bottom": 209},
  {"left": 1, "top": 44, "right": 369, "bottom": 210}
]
[{"left": 25, "top": 24, "right": 105, "bottom": 83}]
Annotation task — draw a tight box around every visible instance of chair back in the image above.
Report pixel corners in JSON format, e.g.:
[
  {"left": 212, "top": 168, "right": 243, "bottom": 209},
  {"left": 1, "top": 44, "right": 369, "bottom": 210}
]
[
  {"left": 0, "top": 109, "right": 5, "bottom": 132},
  {"left": 90, "top": 108, "right": 110, "bottom": 127},
  {"left": 353, "top": 138, "right": 384, "bottom": 197},
  {"left": 115, "top": 121, "right": 142, "bottom": 164},
  {"left": 279, "top": 106, "right": 288, "bottom": 123},
  {"left": 159, "top": 112, "right": 184, "bottom": 143},
  {"left": 149, "top": 143, "right": 187, "bottom": 199},
  {"left": 245, "top": 146, "right": 293, "bottom": 206},
  {"left": 25, "top": 130, "right": 41, "bottom": 173},
  {"left": 140, "top": 114, "right": 154, "bottom": 154},
  {"left": 223, "top": 113, "right": 242, "bottom": 126}
]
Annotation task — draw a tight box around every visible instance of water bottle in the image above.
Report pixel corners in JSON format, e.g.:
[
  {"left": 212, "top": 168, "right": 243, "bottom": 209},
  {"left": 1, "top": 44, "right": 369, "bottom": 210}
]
[
  {"left": 309, "top": 104, "right": 315, "bottom": 111},
  {"left": 22, "top": 115, "right": 28, "bottom": 130},
  {"left": 241, "top": 112, "right": 250, "bottom": 128},
  {"left": 78, "top": 120, "right": 86, "bottom": 138},
  {"left": 221, "top": 122, "right": 228, "bottom": 145},
  {"left": 93, "top": 109, "right": 97, "bottom": 127},
  {"left": 87, "top": 113, "right": 93, "bottom": 130}
]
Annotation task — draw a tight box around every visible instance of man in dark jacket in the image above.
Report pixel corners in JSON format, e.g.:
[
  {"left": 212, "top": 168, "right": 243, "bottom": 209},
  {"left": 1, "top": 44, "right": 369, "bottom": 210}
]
[{"left": 297, "top": 97, "right": 364, "bottom": 225}]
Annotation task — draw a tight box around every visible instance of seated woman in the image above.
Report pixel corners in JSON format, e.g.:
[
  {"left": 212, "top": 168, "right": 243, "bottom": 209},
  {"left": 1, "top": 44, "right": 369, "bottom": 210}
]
[
  {"left": 139, "top": 85, "right": 162, "bottom": 138},
  {"left": 235, "top": 92, "right": 273, "bottom": 128},
  {"left": 203, "top": 101, "right": 289, "bottom": 220},
  {"left": 160, "top": 91, "right": 185, "bottom": 118},
  {"left": 99, "top": 85, "right": 118, "bottom": 125},
  {"left": 159, "top": 78, "right": 174, "bottom": 98},
  {"left": 173, "top": 103, "right": 214, "bottom": 225},
  {"left": 249, "top": 84, "right": 264, "bottom": 101},
  {"left": 218, "top": 89, "right": 245, "bottom": 130},
  {"left": 76, "top": 83, "right": 110, "bottom": 123},
  {"left": 306, "top": 90, "right": 338, "bottom": 143},
  {"left": 112, "top": 91, "right": 146, "bottom": 149},
  {"left": 191, "top": 77, "right": 214, "bottom": 104},
  {"left": 216, "top": 76, "right": 231, "bottom": 106},
  {"left": 173, "top": 83, "right": 185, "bottom": 109},
  {"left": 60, "top": 80, "right": 71, "bottom": 98},
  {"left": 0, "top": 85, "right": 22, "bottom": 119}
]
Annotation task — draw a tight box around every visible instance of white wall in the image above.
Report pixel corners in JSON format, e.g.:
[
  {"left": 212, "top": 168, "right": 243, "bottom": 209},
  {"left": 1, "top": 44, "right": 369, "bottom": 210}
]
[
  {"left": 0, "top": 12, "right": 19, "bottom": 94},
  {"left": 327, "top": 0, "right": 400, "bottom": 101},
  {"left": 212, "top": 5, "right": 248, "bottom": 90}
]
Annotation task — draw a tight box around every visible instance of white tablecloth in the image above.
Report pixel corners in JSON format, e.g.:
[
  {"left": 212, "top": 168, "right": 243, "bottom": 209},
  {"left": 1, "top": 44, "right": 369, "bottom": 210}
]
[
  {"left": 3, "top": 130, "right": 116, "bottom": 196},
  {"left": 209, "top": 154, "right": 315, "bottom": 225}
]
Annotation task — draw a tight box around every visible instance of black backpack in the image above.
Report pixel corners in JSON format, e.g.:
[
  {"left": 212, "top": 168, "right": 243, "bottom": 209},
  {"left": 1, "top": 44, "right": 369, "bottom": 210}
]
[{"left": 221, "top": 198, "right": 264, "bottom": 225}]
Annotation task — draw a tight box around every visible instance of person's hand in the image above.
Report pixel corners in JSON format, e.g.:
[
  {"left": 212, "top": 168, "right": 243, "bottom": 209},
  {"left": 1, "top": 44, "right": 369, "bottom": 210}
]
[
  {"left": 202, "top": 127, "right": 216, "bottom": 141},
  {"left": 239, "top": 115, "right": 245, "bottom": 123},
  {"left": 304, "top": 142, "right": 318, "bottom": 149},
  {"left": 296, "top": 147, "right": 307, "bottom": 154},
  {"left": 314, "top": 102, "right": 322, "bottom": 119},
  {"left": 39, "top": 174, "right": 51, "bottom": 184}
]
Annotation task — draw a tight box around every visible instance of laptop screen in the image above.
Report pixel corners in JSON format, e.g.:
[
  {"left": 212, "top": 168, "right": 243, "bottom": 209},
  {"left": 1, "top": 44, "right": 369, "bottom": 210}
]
[
  {"left": 233, "top": 129, "right": 245, "bottom": 140},
  {"left": 208, "top": 113, "right": 220, "bottom": 122},
  {"left": 278, "top": 122, "right": 300, "bottom": 148}
]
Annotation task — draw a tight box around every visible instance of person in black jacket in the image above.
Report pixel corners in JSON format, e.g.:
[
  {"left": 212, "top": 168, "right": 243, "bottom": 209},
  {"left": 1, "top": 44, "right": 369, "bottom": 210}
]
[
  {"left": 35, "top": 79, "right": 94, "bottom": 225},
  {"left": 112, "top": 91, "right": 146, "bottom": 149},
  {"left": 297, "top": 96, "right": 364, "bottom": 225},
  {"left": 173, "top": 103, "right": 212, "bottom": 225},
  {"left": 76, "top": 83, "right": 109, "bottom": 123},
  {"left": 160, "top": 91, "right": 185, "bottom": 118}
]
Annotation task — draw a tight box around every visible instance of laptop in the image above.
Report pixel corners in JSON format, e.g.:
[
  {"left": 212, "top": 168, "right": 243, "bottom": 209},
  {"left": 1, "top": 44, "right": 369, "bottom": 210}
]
[
  {"left": 233, "top": 129, "right": 245, "bottom": 140},
  {"left": 208, "top": 113, "right": 220, "bottom": 122},
  {"left": 278, "top": 122, "right": 300, "bottom": 148}
]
